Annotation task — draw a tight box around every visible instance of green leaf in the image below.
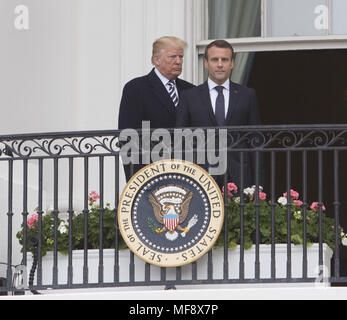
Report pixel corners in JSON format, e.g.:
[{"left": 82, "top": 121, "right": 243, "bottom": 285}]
[{"left": 291, "top": 234, "right": 303, "bottom": 244}]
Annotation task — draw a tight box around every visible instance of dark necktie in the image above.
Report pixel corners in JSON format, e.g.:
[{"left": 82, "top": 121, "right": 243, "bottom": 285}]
[
  {"left": 167, "top": 80, "right": 179, "bottom": 107},
  {"left": 215, "top": 86, "right": 225, "bottom": 126}
]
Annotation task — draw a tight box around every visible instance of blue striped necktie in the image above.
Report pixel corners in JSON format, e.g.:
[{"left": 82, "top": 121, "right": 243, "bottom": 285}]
[{"left": 167, "top": 80, "right": 179, "bottom": 107}]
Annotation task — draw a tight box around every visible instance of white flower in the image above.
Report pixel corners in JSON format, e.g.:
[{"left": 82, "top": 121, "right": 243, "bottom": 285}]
[
  {"left": 293, "top": 210, "right": 302, "bottom": 220},
  {"left": 234, "top": 197, "right": 240, "bottom": 204},
  {"left": 342, "top": 237, "right": 347, "bottom": 247},
  {"left": 278, "top": 196, "right": 287, "bottom": 206},
  {"left": 243, "top": 187, "right": 254, "bottom": 196},
  {"left": 58, "top": 221, "right": 68, "bottom": 234}
]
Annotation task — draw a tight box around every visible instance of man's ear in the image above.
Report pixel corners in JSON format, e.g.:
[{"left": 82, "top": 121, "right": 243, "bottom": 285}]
[
  {"left": 204, "top": 58, "right": 208, "bottom": 69},
  {"left": 153, "top": 55, "right": 160, "bottom": 67}
]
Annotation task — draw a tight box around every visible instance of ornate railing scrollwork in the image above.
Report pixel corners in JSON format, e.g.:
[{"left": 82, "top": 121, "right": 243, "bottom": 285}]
[
  {"left": 0, "top": 132, "right": 122, "bottom": 159},
  {"left": 2, "top": 126, "right": 347, "bottom": 160}
]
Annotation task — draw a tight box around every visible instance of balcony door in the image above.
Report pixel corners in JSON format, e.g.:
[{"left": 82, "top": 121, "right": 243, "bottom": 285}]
[{"left": 247, "top": 49, "right": 347, "bottom": 281}]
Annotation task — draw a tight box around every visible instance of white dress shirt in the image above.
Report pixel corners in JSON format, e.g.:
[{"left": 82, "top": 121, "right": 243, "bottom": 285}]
[
  {"left": 154, "top": 67, "right": 179, "bottom": 98},
  {"left": 207, "top": 78, "right": 230, "bottom": 117}
]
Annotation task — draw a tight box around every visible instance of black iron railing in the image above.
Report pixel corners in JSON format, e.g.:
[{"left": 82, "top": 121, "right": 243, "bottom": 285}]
[{"left": 1, "top": 124, "right": 347, "bottom": 294}]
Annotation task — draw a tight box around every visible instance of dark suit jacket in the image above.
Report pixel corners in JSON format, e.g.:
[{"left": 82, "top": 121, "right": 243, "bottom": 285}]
[
  {"left": 118, "top": 68, "right": 195, "bottom": 180},
  {"left": 176, "top": 80, "right": 263, "bottom": 190}
]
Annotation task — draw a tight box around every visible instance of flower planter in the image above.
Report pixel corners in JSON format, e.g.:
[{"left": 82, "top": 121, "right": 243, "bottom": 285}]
[
  {"left": 209, "top": 243, "right": 333, "bottom": 281},
  {"left": 26, "top": 243, "right": 333, "bottom": 287}
]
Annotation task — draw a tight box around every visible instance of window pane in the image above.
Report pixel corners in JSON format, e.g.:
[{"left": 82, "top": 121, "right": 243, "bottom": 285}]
[
  {"left": 331, "top": 0, "right": 347, "bottom": 35},
  {"left": 208, "top": 0, "right": 261, "bottom": 39},
  {"left": 267, "top": 0, "right": 328, "bottom": 37}
]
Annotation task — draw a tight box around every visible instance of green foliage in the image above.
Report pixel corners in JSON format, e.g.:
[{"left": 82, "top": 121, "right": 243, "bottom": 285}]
[
  {"left": 16, "top": 211, "right": 69, "bottom": 257},
  {"left": 16, "top": 197, "right": 128, "bottom": 257},
  {"left": 17, "top": 189, "right": 344, "bottom": 257},
  {"left": 215, "top": 193, "right": 340, "bottom": 250},
  {"left": 70, "top": 203, "right": 128, "bottom": 251}
]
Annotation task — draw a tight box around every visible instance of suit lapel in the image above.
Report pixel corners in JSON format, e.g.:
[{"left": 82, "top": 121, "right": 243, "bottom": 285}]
[
  {"left": 225, "top": 80, "right": 241, "bottom": 124},
  {"left": 176, "top": 78, "right": 185, "bottom": 95},
  {"left": 201, "top": 80, "right": 240, "bottom": 126},
  {"left": 146, "top": 69, "right": 176, "bottom": 116},
  {"left": 200, "top": 82, "right": 218, "bottom": 126}
]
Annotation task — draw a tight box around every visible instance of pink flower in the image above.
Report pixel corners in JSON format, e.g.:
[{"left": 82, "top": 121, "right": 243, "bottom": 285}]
[
  {"left": 89, "top": 191, "right": 100, "bottom": 202},
  {"left": 293, "top": 200, "right": 303, "bottom": 207},
  {"left": 310, "top": 202, "right": 326, "bottom": 212},
  {"left": 227, "top": 182, "right": 238, "bottom": 194},
  {"left": 283, "top": 189, "right": 299, "bottom": 200},
  {"left": 27, "top": 213, "right": 38, "bottom": 229},
  {"left": 222, "top": 182, "right": 238, "bottom": 197},
  {"left": 259, "top": 192, "right": 267, "bottom": 200}
]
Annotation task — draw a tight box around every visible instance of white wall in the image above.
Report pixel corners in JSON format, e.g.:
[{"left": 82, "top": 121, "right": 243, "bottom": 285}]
[
  {"left": 0, "top": 0, "right": 206, "bottom": 271},
  {"left": 61, "top": 0, "right": 206, "bottom": 208},
  {"left": 73, "top": 0, "right": 206, "bottom": 132},
  {"left": 0, "top": 0, "right": 76, "bottom": 135},
  {"left": 1, "top": 0, "right": 206, "bottom": 133}
]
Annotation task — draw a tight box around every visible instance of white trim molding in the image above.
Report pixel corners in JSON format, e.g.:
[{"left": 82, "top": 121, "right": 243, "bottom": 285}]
[
  {"left": 197, "top": 35, "right": 347, "bottom": 54},
  {"left": 196, "top": 35, "right": 347, "bottom": 82}
]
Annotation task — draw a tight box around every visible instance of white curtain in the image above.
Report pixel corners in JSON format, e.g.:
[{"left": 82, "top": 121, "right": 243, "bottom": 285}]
[{"left": 208, "top": 0, "right": 261, "bottom": 84}]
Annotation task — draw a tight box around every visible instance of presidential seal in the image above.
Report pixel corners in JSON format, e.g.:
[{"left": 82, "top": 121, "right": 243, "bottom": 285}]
[{"left": 118, "top": 159, "right": 224, "bottom": 267}]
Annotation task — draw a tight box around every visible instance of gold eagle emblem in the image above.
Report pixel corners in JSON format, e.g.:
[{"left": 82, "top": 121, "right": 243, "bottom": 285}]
[{"left": 148, "top": 185, "right": 197, "bottom": 241}]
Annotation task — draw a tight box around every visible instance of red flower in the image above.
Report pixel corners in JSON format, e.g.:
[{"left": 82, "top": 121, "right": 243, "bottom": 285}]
[
  {"left": 89, "top": 191, "right": 100, "bottom": 203},
  {"left": 283, "top": 189, "right": 299, "bottom": 200},
  {"left": 27, "top": 213, "right": 38, "bottom": 229},
  {"left": 259, "top": 192, "right": 267, "bottom": 200},
  {"left": 310, "top": 202, "right": 326, "bottom": 212},
  {"left": 222, "top": 182, "right": 238, "bottom": 197},
  {"left": 293, "top": 200, "right": 303, "bottom": 207}
]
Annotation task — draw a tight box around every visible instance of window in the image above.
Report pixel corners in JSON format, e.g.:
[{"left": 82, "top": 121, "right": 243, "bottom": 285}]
[
  {"left": 266, "top": 0, "right": 329, "bottom": 37},
  {"left": 197, "top": 0, "right": 347, "bottom": 84},
  {"left": 208, "top": 0, "right": 347, "bottom": 39},
  {"left": 208, "top": 0, "right": 261, "bottom": 39},
  {"left": 331, "top": 0, "right": 347, "bottom": 35}
]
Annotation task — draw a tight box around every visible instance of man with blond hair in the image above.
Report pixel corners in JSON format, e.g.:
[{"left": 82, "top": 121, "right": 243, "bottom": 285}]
[{"left": 118, "top": 36, "right": 194, "bottom": 181}]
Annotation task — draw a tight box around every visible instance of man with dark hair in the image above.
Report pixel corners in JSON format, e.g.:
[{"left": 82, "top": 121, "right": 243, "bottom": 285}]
[
  {"left": 176, "top": 39, "right": 263, "bottom": 189},
  {"left": 204, "top": 39, "right": 235, "bottom": 61},
  {"left": 118, "top": 36, "right": 195, "bottom": 181}
]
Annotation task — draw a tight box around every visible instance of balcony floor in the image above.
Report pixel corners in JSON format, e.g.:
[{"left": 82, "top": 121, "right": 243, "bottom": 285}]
[{"left": 1, "top": 284, "right": 347, "bottom": 300}]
